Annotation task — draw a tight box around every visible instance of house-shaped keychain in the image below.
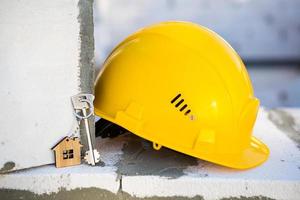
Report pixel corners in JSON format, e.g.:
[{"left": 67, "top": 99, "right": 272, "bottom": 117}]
[{"left": 52, "top": 136, "right": 83, "bottom": 168}]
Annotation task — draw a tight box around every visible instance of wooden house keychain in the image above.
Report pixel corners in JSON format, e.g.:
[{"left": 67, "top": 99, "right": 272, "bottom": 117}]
[
  {"left": 52, "top": 94, "right": 100, "bottom": 168},
  {"left": 52, "top": 136, "right": 83, "bottom": 168}
]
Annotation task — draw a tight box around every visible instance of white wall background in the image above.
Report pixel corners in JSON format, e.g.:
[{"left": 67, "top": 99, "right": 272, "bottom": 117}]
[
  {"left": 94, "top": 0, "right": 300, "bottom": 64},
  {"left": 0, "top": 0, "right": 81, "bottom": 172}
]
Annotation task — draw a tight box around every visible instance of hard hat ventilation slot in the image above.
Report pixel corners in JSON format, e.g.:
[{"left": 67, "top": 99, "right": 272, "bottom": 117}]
[
  {"left": 170, "top": 94, "right": 192, "bottom": 117},
  {"left": 175, "top": 99, "right": 184, "bottom": 107},
  {"left": 180, "top": 104, "right": 187, "bottom": 111},
  {"left": 185, "top": 110, "right": 191, "bottom": 115},
  {"left": 171, "top": 94, "right": 181, "bottom": 103}
]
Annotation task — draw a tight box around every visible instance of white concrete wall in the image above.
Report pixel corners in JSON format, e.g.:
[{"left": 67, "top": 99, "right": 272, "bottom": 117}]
[
  {"left": 94, "top": 0, "right": 300, "bottom": 64},
  {"left": 0, "top": 0, "right": 83, "bottom": 172}
]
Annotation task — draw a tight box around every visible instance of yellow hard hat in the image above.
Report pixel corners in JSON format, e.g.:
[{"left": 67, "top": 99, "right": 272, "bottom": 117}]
[{"left": 94, "top": 21, "right": 269, "bottom": 169}]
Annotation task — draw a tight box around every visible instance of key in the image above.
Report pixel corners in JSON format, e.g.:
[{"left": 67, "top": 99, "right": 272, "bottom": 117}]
[{"left": 71, "top": 94, "right": 100, "bottom": 165}]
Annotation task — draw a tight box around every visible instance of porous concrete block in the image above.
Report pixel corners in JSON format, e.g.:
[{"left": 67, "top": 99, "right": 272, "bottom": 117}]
[
  {"left": 0, "top": 0, "right": 94, "bottom": 173},
  {"left": 0, "top": 109, "right": 299, "bottom": 199},
  {"left": 0, "top": 165, "right": 120, "bottom": 196}
]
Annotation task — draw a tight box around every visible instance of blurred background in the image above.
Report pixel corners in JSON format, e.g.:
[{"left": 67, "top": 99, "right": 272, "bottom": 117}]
[{"left": 93, "top": 0, "right": 300, "bottom": 107}]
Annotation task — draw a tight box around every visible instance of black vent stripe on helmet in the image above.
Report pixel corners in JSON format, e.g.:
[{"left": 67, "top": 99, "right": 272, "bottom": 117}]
[
  {"left": 175, "top": 99, "right": 184, "bottom": 107},
  {"left": 171, "top": 94, "right": 181, "bottom": 104},
  {"left": 180, "top": 104, "right": 187, "bottom": 111},
  {"left": 185, "top": 109, "right": 191, "bottom": 115},
  {"left": 170, "top": 94, "right": 193, "bottom": 118}
]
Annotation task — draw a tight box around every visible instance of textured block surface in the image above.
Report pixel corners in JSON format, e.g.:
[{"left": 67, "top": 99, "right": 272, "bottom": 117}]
[
  {"left": 1, "top": 109, "right": 299, "bottom": 199},
  {"left": 0, "top": 0, "right": 94, "bottom": 173}
]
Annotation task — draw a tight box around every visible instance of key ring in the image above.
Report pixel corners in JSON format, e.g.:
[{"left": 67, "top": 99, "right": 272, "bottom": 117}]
[{"left": 71, "top": 94, "right": 95, "bottom": 120}]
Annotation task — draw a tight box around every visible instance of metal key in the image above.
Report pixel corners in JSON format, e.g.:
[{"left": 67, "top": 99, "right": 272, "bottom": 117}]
[{"left": 71, "top": 94, "right": 100, "bottom": 165}]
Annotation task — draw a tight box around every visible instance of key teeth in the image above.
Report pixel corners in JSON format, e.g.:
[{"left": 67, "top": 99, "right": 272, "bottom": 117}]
[{"left": 84, "top": 149, "right": 101, "bottom": 165}]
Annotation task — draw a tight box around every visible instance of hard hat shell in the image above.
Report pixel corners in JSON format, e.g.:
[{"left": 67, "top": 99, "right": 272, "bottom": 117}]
[{"left": 94, "top": 21, "right": 269, "bottom": 169}]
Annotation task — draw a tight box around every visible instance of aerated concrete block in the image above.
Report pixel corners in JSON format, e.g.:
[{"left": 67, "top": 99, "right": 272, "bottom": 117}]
[
  {"left": 0, "top": 109, "right": 299, "bottom": 199},
  {"left": 0, "top": 0, "right": 94, "bottom": 173}
]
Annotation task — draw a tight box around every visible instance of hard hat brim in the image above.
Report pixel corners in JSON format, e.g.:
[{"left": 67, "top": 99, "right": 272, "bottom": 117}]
[
  {"left": 233, "top": 136, "right": 270, "bottom": 169},
  {"left": 201, "top": 136, "right": 270, "bottom": 170},
  {"left": 96, "top": 108, "right": 269, "bottom": 170}
]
